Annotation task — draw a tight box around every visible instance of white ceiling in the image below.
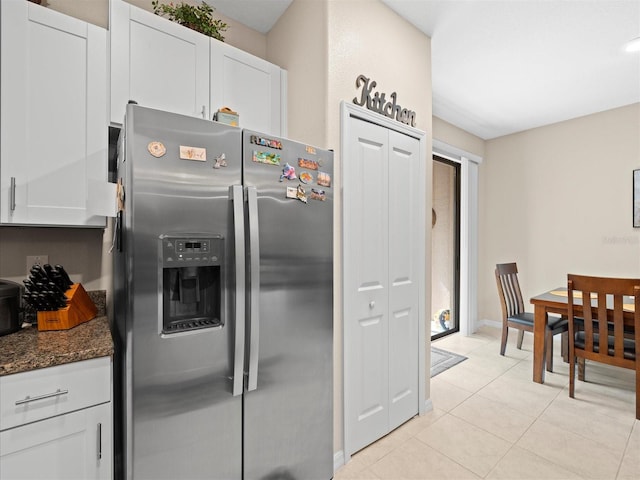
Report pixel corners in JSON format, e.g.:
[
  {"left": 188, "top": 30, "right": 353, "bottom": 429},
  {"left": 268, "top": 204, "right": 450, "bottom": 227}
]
[{"left": 210, "top": 0, "right": 640, "bottom": 140}]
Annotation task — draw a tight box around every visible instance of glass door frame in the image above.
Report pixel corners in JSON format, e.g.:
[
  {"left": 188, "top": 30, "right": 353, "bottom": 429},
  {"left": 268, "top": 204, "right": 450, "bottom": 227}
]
[{"left": 431, "top": 155, "right": 461, "bottom": 341}]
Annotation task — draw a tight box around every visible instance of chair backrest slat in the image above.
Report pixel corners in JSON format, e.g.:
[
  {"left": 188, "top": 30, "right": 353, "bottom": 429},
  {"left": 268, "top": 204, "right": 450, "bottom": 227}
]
[
  {"left": 496, "top": 263, "right": 525, "bottom": 318},
  {"left": 568, "top": 274, "right": 639, "bottom": 362},
  {"left": 613, "top": 294, "right": 624, "bottom": 356}
]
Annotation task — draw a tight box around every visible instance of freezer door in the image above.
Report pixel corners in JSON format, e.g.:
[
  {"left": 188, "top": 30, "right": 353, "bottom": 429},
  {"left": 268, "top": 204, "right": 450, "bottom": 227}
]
[
  {"left": 118, "top": 105, "right": 243, "bottom": 480},
  {"left": 242, "top": 131, "right": 334, "bottom": 480}
]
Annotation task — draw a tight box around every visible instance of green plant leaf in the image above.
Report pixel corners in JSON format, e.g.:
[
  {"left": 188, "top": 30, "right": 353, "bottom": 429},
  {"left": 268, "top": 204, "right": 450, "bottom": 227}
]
[{"left": 152, "top": 1, "right": 229, "bottom": 42}]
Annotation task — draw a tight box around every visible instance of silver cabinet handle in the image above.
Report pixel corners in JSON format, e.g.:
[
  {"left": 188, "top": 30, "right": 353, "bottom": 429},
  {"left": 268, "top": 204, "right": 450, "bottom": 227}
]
[
  {"left": 97, "top": 423, "right": 102, "bottom": 460},
  {"left": 15, "top": 388, "right": 68, "bottom": 405},
  {"left": 10, "top": 177, "right": 16, "bottom": 211},
  {"left": 246, "top": 186, "right": 260, "bottom": 392},
  {"left": 231, "top": 185, "right": 246, "bottom": 397},
  {"left": 201, "top": 105, "right": 207, "bottom": 119}
]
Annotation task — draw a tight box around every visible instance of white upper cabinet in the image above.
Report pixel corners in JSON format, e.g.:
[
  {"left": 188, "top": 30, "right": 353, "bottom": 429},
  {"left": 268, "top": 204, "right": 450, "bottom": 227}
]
[
  {"left": 210, "top": 40, "right": 286, "bottom": 136},
  {"left": 110, "top": 0, "right": 210, "bottom": 124},
  {"left": 0, "top": 0, "right": 108, "bottom": 227},
  {"left": 110, "top": 0, "right": 286, "bottom": 135}
]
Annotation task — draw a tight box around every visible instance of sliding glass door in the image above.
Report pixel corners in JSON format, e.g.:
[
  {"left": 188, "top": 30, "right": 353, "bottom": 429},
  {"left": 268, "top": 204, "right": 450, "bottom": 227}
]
[{"left": 431, "top": 156, "right": 460, "bottom": 340}]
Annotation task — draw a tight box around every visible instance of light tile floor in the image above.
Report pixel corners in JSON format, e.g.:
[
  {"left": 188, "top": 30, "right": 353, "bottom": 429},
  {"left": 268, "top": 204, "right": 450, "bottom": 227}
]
[{"left": 334, "top": 326, "right": 639, "bottom": 479}]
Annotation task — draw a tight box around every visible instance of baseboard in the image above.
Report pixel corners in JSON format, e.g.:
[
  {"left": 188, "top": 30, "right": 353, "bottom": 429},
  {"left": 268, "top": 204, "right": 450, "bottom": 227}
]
[
  {"left": 477, "top": 318, "right": 501, "bottom": 330},
  {"left": 333, "top": 450, "right": 345, "bottom": 474},
  {"left": 424, "top": 397, "right": 434, "bottom": 413}
]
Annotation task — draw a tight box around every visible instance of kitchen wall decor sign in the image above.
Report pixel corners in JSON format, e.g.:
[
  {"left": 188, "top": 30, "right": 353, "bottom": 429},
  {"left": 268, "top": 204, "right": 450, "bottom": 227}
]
[{"left": 353, "top": 74, "right": 416, "bottom": 127}]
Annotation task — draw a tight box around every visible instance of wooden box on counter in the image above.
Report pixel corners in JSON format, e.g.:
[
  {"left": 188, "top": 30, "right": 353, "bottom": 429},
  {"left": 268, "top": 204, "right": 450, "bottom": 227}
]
[{"left": 37, "top": 284, "right": 97, "bottom": 331}]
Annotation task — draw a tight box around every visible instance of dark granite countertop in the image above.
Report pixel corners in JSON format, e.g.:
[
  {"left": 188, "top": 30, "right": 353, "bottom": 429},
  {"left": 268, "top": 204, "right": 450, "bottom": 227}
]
[{"left": 0, "top": 291, "right": 113, "bottom": 377}]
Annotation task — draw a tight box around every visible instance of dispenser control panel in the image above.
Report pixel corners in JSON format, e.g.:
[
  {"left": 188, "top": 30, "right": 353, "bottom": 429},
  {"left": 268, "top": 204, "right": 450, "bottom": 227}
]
[{"left": 160, "top": 235, "right": 223, "bottom": 267}]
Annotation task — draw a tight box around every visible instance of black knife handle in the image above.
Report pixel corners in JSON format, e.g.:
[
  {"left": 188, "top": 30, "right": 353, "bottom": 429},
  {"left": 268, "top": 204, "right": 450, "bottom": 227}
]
[{"left": 54, "top": 264, "right": 73, "bottom": 288}]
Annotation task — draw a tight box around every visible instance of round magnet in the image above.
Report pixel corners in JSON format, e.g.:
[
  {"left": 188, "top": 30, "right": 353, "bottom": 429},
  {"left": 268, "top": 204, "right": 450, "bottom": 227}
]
[
  {"left": 148, "top": 141, "right": 166, "bottom": 158},
  {"left": 299, "top": 172, "right": 313, "bottom": 184}
]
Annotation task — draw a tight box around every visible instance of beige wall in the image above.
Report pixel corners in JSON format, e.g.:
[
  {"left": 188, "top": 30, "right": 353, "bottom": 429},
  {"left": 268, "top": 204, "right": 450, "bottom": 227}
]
[
  {"left": 479, "top": 103, "right": 640, "bottom": 323},
  {"left": 269, "top": 0, "right": 433, "bottom": 456},
  {"left": 433, "top": 116, "right": 485, "bottom": 159},
  {"left": 0, "top": 226, "right": 112, "bottom": 291},
  {"left": 267, "top": 0, "right": 328, "bottom": 147}
]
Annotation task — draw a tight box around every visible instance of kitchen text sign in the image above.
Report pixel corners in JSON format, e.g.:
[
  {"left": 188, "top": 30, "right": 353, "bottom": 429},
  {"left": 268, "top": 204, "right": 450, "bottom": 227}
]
[{"left": 353, "top": 75, "right": 416, "bottom": 127}]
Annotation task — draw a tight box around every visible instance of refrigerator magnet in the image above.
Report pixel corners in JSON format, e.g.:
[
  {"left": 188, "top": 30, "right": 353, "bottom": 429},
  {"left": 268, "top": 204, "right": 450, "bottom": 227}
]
[
  {"left": 298, "top": 158, "right": 319, "bottom": 170},
  {"left": 147, "top": 141, "right": 166, "bottom": 158},
  {"left": 317, "top": 172, "right": 332, "bottom": 187},
  {"left": 286, "top": 186, "right": 298, "bottom": 199},
  {"left": 251, "top": 135, "right": 283, "bottom": 150},
  {"left": 299, "top": 172, "right": 313, "bottom": 184},
  {"left": 305, "top": 145, "right": 317, "bottom": 155},
  {"left": 286, "top": 185, "right": 307, "bottom": 203},
  {"left": 213, "top": 153, "right": 227, "bottom": 168},
  {"left": 279, "top": 163, "right": 297, "bottom": 181},
  {"left": 296, "top": 184, "right": 308, "bottom": 203},
  {"left": 179, "top": 145, "right": 207, "bottom": 161},
  {"left": 253, "top": 150, "right": 281, "bottom": 166},
  {"left": 310, "top": 188, "right": 326, "bottom": 201}
]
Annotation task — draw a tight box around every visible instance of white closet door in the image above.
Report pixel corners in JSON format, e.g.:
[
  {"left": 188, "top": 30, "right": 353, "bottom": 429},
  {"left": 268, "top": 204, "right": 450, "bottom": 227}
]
[
  {"left": 343, "top": 107, "right": 425, "bottom": 458},
  {"left": 344, "top": 117, "right": 390, "bottom": 454},
  {"left": 387, "top": 130, "right": 421, "bottom": 430}
]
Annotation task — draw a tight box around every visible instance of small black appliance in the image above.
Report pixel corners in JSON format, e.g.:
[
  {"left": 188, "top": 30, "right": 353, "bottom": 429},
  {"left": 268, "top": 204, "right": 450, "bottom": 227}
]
[{"left": 0, "top": 279, "right": 22, "bottom": 336}]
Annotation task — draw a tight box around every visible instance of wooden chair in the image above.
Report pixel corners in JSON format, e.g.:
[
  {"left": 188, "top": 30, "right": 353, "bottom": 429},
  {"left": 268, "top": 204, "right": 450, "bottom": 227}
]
[
  {"left": 567, "top": 274, "right": 639, "bottom": 420},
  {"left": 495, "top": 263, "right": 568, "bottom": 371}
]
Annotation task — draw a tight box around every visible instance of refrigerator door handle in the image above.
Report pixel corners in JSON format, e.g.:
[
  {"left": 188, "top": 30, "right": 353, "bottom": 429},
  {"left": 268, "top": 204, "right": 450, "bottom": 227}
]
[
  {"left": 231, "top": 185, "right": 246, "bottom": 397},
  {"left": 246, "top": 186, "right": 260, "bottom": 391}
]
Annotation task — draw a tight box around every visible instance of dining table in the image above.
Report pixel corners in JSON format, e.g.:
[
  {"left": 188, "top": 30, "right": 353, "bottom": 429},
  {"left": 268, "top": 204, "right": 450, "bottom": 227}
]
[{"left": 529, "top": 288, "right": 636, "bottom": 384}]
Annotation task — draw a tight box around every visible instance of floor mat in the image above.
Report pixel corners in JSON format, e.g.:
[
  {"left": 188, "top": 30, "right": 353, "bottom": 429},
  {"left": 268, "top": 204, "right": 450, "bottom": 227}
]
[{"left": 430, "top": 347, "right": 467, "bottom": 377}]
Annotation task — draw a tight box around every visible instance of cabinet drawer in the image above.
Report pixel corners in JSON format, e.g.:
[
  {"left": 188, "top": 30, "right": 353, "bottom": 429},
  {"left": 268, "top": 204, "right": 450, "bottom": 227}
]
[{"left": 0, "top": 356, "right": 111, "bottom": 431}]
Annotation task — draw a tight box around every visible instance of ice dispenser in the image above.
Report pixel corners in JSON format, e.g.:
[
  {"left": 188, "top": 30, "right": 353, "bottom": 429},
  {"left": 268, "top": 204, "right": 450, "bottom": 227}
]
[{"left": 160, "top": 234, "right": 224, "bottom": 334}]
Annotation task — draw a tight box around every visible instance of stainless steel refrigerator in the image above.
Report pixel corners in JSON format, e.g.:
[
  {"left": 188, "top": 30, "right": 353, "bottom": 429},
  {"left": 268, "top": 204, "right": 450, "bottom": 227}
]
[{"left": 112, "top": 104, "right": 333, "bottom": 480}]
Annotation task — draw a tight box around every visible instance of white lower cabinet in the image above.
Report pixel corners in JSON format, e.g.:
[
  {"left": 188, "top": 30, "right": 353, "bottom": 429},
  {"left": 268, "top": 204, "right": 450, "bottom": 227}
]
[
  {"left": 0, "top": 357, "right": 112, "bottom": 480},
  {"left": 0, "top": 403, "right": 112, "bottom": 480}
]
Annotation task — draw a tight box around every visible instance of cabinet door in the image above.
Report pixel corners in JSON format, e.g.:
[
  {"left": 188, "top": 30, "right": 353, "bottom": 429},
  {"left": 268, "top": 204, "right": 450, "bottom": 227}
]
[
  {"left": 211, "top": 39, "right": 284, "bottom": 136},
  {"left": 0, "top": 0, "right": 107, "bottom": 227},
  {"left": 0, "top": 402, "right": 112, "bottom": 480},
  {"left": 110, "top": 0, "right": 209, "bottom": 124}
]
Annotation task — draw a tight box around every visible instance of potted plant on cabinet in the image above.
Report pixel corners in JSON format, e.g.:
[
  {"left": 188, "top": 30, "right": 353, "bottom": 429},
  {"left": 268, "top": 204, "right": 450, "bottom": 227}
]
[{"left": 151, "top": 1, "right": 228, "bottom": 41}]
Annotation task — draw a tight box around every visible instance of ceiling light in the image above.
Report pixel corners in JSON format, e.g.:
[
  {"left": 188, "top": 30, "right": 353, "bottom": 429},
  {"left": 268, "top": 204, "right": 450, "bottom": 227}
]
[{"left": 626, "top": 36, "right": 640, "bottom": 52}]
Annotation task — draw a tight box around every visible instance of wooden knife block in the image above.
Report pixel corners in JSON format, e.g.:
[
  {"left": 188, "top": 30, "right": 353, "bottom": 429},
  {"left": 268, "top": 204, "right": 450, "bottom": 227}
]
[{"left": 37, "top": 283, "right": 97, "bottom": 331}]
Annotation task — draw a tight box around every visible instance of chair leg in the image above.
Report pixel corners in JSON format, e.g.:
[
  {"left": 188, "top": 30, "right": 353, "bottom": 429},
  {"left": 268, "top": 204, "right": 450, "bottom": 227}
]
[
  {"left": 578, "top": 358, "right": 586, "bottom": 381},
  {"left": 569, "top": 354, "right": 575, "bottom": 399},
  {"left": 636, "top": 366, "right": 640, "bottom": 420},
  {"left": 516, "top": 329, "right": 524, "bottom": 350},
  {"left": 545, "top": 330, "right": 554, "bottom": 372},
  {"left": 500, "top": 325, "right": 508, "bottom": 356},
  {"left": 561, "top": 332, "right": 568, "bottom": 363}
]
